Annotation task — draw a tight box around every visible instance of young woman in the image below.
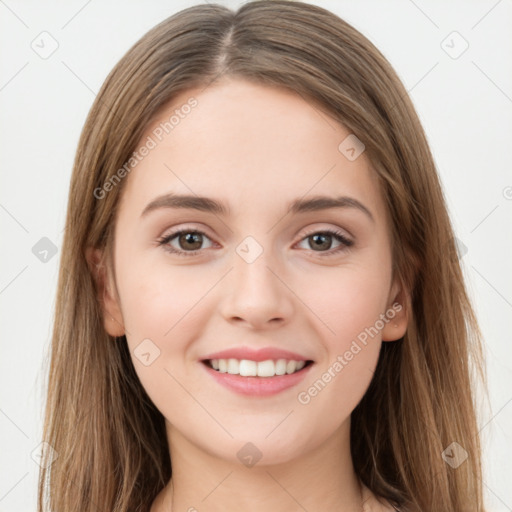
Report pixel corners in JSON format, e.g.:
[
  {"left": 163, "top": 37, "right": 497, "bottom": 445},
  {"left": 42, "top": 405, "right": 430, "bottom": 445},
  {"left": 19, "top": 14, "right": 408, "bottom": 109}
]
[{"left": 38, "top": 1, "right": 488, "bottom": 511}]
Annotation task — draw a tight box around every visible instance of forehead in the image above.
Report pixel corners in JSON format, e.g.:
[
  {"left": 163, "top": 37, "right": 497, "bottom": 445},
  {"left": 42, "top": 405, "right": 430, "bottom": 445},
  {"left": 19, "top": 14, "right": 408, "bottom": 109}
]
[{"left": 118, "top": 77, "right": 385, "bottom": 222}]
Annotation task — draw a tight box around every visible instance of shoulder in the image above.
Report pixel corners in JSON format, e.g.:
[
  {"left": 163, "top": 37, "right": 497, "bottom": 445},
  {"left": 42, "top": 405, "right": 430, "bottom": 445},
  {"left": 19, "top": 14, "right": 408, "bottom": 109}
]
[{"left": 361, "top": 482, "right": 400, "bottom": 512}]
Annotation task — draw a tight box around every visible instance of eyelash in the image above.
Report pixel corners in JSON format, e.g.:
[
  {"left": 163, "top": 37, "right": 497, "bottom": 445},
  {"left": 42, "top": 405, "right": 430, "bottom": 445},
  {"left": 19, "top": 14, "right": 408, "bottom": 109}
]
[{"left": 156, "top": 227, "right": 354, "bottom": 258}]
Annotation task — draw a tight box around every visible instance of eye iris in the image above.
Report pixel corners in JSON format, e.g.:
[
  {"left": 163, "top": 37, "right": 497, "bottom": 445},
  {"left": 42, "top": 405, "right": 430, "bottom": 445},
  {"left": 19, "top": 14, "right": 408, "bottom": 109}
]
[
  {"left": 180, "top": 232, "right": 202, "bottom": 250},
  {"left": 310, "top": 233, "right": 331, "bottom": 251}
]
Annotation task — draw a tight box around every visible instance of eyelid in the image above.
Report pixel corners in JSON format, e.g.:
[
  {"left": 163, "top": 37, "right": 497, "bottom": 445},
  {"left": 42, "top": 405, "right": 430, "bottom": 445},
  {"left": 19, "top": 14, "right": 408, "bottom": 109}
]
[
  {"left": 298, "top": 225, "right": 352, "bottom": 243},
  {"left": 294, "top": 226, "right": 354, "bottom": 256},
  {"left": 156, "top": 225, "right": 216, "bottom": 254},
  {"left": 158, "top": 223, "right": 214, "bottom": 242}
]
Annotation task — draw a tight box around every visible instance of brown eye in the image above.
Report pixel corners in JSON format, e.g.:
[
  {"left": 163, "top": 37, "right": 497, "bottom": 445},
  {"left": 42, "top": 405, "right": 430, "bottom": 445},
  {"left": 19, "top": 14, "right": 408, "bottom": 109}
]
[
  {"left": 308, "top": 233, "right": 333, "bottom": 251},
  {"left": 296, "top": 229, "right": 353, "bottom": 255},
  {"left": 177, "top": 232, "right": 203, "bottom": 251},
  {"left": 157, "top": 229, "right": 214, "bottom": 256}
]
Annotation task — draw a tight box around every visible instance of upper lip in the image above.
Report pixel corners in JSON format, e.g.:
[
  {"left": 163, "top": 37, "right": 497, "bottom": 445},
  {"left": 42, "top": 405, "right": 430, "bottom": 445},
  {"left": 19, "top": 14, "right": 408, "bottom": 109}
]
[{"left": 201, "top": 346, "right": 313, "bottom": 362}]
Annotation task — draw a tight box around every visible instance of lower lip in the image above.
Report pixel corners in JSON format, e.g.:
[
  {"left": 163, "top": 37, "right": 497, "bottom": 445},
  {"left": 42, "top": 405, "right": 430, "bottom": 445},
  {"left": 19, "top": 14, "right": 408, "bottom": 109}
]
[{"left": 201, "top": 362, "right": 313, "bottom": 396}]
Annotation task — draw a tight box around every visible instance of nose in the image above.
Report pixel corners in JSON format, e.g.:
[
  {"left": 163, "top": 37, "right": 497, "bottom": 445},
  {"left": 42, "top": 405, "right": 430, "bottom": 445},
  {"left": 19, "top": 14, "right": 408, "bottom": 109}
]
[{"left": 218, "top": 246, "right": 294, "bottom": 330}]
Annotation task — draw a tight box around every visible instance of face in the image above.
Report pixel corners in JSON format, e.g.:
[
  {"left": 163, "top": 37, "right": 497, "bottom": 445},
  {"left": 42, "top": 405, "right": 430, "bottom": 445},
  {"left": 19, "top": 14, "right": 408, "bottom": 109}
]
[{"left": 90, "top": 77, "right": 407, "bottom": 466}]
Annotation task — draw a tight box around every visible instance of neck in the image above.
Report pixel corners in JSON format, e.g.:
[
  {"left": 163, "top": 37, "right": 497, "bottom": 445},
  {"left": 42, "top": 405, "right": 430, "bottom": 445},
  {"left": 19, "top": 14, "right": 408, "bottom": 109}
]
[{"left": 152, "top": 418, "right": 363, "bottom": 512}]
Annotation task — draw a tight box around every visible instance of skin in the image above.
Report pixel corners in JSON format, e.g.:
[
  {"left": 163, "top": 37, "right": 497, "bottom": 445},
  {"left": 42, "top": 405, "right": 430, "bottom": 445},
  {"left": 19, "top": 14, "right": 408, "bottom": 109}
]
[{"left": 87, "top": 77, "right": 408, "bottom": 511}]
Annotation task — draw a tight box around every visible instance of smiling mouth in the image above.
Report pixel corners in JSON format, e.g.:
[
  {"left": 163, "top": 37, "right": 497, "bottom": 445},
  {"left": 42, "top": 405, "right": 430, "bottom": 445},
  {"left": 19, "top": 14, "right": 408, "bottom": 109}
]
[{"left": 202, "top": 358, "right": 314, "bottom": 377}]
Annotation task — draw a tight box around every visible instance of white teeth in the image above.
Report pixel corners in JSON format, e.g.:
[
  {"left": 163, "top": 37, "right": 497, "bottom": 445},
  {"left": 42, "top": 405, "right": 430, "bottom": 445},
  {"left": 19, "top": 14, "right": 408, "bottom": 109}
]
[
  {"left": 275, "top": 359, "right": 287, "bottom": 375},
  {"left": 208, "top": 358, "right": 308, "bottom": 377},
  {"left": 239, "top": 359, "right": 257, "bottom": 376},
  {"left": 257, "top": 360, "right": 275, "bottom": 377},
  {"left": 227, "top": 358, "right": 238, "bottom": 374}
]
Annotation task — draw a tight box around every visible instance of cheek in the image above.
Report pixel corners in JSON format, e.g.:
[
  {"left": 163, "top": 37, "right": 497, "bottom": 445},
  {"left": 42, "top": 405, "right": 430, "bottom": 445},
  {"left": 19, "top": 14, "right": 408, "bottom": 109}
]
[
  {"left": 118, "top": 259, "right": 216, "bottom": 344},
  {"left": 298, "top": 262, "right": 391, "bottom": 348},
  {"left": 116, "top": 265, "right": 214, "bottom": 413},
  {"left": 293, "top": 262, "right": 390, "bottom": 413},
  {"left": 116, "top": 260, "right": 225, "bottom": 394}
]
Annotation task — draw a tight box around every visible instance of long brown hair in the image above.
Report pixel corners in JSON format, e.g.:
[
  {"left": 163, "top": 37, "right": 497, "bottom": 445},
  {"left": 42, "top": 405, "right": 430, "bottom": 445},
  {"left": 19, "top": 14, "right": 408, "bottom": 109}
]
[{"left": 38, "top": 1, "right": 488, "bottom": 510}]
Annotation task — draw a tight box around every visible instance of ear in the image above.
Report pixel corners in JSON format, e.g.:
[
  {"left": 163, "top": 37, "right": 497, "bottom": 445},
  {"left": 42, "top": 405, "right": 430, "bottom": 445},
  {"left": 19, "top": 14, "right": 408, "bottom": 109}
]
[
  {"left": 382, "top": 275, "right": 409, "bottom": 342},
  {"left": 85, "top": 247, "right": 125, "bottom": 337}
]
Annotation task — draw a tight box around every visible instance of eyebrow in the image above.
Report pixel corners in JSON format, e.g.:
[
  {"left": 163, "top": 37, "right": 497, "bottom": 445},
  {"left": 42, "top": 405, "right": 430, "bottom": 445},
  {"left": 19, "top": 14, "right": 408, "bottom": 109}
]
[{"left": 141, "top": 193, "right": 374, "bottom": 222}]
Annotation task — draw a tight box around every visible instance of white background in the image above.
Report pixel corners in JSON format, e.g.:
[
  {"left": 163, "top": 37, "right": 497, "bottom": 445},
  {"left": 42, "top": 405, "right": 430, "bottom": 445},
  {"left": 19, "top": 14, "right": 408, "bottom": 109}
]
[{"left": 0, "top": 1, "right": 511, "bottom": 510}]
